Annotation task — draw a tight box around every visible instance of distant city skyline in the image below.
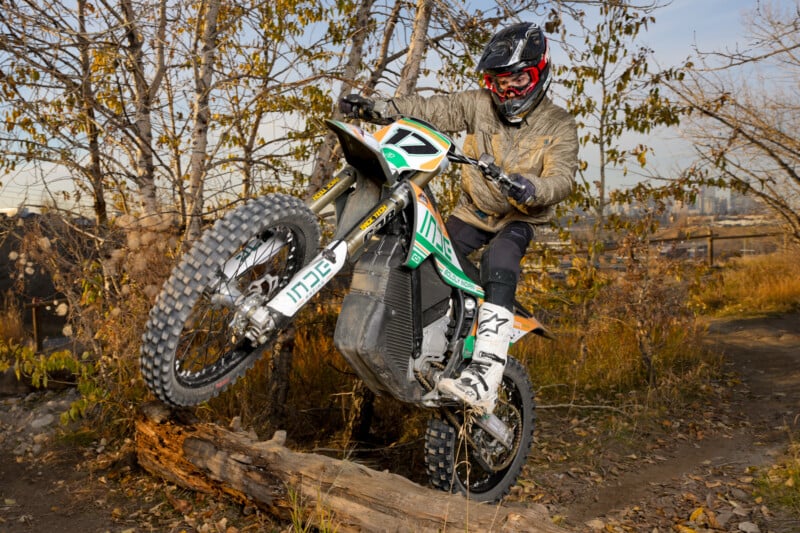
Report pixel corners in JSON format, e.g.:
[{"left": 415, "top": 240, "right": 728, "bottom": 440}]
[{"left": 607, "top": 186, "right": 767, "bottom": 220}]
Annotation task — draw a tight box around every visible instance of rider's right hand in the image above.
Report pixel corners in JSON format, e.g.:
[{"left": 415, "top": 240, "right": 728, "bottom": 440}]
[
  {"left": 506, "top": 173, "right": 537, "bottom": 206},
  {"left": 339, "top": 94, "right": 376, "bottom": 119}
]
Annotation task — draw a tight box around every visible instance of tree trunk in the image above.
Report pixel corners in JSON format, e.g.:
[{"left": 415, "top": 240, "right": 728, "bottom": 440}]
[
  {"left": 265, "top": 329, "right": 295, "bottom": 428},
  {"left": 307, "top": 0, "right": 375, "bottom": 194},
  {"left": 77, "top": 0, "right": 107, "bottom": 227},
  {"left": 121, "top": 0, "right": 167, "bottom": 219},
  {"left": 395, "top": 0, "right": 432, "bottom": 97},
  {"left": 341, "top": 380, "right": 375, "bottom": 445},
  {"left": 136, "top": 403, "right": 567, "bottom": 533},
  {"left": 185, "top": 0, "right": 221, "bottom": 242}
]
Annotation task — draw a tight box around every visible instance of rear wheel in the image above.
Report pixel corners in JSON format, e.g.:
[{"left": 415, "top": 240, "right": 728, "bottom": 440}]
[
  {"left": 140, "top": 194, "right": 320, "bottom": 406},
  {"left": 424, "top": 356, "right": 535, "bottom": 502}
]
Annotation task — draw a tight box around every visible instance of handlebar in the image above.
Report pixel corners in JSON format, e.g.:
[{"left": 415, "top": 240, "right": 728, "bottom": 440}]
[{"left": 447, "top": 151, "right": 522, "bottom": 193}]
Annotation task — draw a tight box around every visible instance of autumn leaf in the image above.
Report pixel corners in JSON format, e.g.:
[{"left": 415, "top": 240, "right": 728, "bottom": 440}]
[{"left": 165, "top": 491, "right": 193, "bottom": 515}]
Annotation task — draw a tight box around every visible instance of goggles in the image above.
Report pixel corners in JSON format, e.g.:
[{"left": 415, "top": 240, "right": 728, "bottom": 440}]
[{"left": 482, "top": 54, "right": 547, "bottom": 102}]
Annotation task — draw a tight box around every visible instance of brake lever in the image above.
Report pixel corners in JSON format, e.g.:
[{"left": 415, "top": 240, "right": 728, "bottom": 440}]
[
  {"left": 477, "top": 154, "right": 516, "bottom": 190},
  {"left": 449, "top": 152, "right": 518, "bottom": 191}
]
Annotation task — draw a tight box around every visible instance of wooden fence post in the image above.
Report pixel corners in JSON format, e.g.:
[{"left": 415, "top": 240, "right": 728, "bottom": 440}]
[{"left": 707, "top": 227, "right": 715, "bottom": 267}]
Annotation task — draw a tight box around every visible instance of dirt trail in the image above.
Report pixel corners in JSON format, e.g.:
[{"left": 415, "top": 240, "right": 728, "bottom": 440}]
[
  {"left": 0, "top": 313, "right": 798, "bottom": 532},
  {"left": 560, "top": 313, "right": 800, "bottom": 532}
]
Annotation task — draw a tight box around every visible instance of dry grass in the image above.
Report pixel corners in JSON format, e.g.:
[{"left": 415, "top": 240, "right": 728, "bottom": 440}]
[
  {"left": 0, "top": 302, "right": 25, "bottom": 343},
  {"left": 205, "top": 303, "right": 367, "bottom": 443},
  {"left": 693, "top": 249, "right": 800, "bottom": 316},
  {"left": 0, "top": 212, "right": 751, "bottom": 474},
  {"left": 514, "top": 248, "right": 722, "bottom": 412},
  {"left": 517, "top": 297, "right": 719, "bottom": 411}
]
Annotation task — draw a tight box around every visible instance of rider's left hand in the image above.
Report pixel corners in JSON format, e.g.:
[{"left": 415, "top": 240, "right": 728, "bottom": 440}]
[
  {"left": 339, "top": 94, "right": 375, "bottom": 119},
  {"left": 506, "top": 174, "right": 537, "bottom": 206}
]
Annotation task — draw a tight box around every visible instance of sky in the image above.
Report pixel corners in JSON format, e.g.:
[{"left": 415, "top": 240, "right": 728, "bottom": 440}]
[
  {"left": 541, "top": 0, "right": 760, "bottom": 188},
  {"left": 639, "top": 0, "right": 754, "bottom": 62},
  {"left": 614, "top": 0, "right": 758, "bottom": 182},
  {"left": 0, "top": 0, "right": 771, "bottom": 211}
]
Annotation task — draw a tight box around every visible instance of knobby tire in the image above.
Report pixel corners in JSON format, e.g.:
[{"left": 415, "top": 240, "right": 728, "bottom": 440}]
[
  {"left": 424, "top": 356, "right": 536, "bottom": 502},
  {"left": 140, "top": 194, "right": 320, "bottom": 406}
]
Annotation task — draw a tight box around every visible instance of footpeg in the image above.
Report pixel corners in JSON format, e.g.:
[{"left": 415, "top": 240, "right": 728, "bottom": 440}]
[{"left": 421, "top": 389, "right": 441, "bottom": 407}]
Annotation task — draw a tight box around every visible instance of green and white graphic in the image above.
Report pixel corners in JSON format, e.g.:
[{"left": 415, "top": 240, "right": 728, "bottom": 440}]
[
  {"left": 405, "top": 184, "right": 484, "bottom": 298},
  {"left": 374, "top": 118, "right": 451, "bottom": 175}
]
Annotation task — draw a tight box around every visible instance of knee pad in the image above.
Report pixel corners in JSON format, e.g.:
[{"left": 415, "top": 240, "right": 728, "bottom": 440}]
[
  {"left": 480, "top": 266, "right": 517, "bottom": 288},
  {"left": 480, "top": 267, "right": 517, "bottom": 311}
]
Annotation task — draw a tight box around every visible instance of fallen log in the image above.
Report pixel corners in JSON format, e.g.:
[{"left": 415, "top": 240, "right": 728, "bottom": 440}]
[{"left": 136, "top": 402, "right": 567, "bottom": 532}]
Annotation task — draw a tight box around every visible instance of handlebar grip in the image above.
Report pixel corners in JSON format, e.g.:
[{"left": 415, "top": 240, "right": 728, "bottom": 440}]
[{"left": 486, "top": 162, "right": 503, "bottom": 179}]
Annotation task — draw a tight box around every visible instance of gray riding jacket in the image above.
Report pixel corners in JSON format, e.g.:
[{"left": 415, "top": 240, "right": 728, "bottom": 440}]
[{"left": 377, "top": 89, "right": 578, "bottom": 232}]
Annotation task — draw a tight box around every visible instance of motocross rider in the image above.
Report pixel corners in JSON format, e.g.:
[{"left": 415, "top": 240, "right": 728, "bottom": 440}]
[{"left": 339, "top": 22, "right": 579, "bottom": 413}]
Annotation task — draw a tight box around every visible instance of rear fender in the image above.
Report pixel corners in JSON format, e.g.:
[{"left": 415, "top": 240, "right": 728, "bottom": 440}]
[{"left": 511, "top": 314, "right": 555, "bottom": 342}]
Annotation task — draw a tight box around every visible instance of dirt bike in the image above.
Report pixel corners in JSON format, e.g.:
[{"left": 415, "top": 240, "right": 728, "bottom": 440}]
[{"left": 139, "top": 115, "right": 553, "bottom": 501}]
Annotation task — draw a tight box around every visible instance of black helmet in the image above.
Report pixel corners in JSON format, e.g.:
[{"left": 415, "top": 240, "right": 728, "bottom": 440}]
[{"left": 477, "top": 22, "right": 551, "bottom": 123}]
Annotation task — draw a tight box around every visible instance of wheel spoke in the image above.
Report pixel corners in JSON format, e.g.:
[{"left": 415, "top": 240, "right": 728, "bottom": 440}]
[{"left": 174, "top": 225, "right": 303, "bottom": 388}]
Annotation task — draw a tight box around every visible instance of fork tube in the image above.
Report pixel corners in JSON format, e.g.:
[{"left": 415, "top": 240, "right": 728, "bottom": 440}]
[
  {"left": 306, "top": 168, "right": 356, "bottom": 215},
  {"left": 340, "top": 170, "right": 440, "bottom": 256},
  {"left": 410, "top": 169, "right": 439, "bottom": 190},
  {"left": 342, "top": 184, "right": 410, "bottom": 258}
]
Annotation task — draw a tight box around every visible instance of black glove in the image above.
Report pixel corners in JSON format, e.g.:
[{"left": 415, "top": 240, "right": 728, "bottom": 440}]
[
  {"left": 339, "top": 94, "right": 376, "bottom": 119},
  {"left": 506, "top": 174, "right": 537, "bottom": 206}
]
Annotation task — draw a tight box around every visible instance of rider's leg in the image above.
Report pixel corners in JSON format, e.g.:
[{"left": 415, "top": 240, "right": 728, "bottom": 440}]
[
  {"left": 438, "top": 222, "right": 534, "bottom": 413},
  {"left": 444, "top": 216, "right": 491, "bottom": 257},
  {"left": 481, "top": 221, "right": 534, "bottom": 310}
]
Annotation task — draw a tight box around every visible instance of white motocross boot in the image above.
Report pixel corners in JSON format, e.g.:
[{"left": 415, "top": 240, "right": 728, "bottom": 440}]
[{"left": 438, "top": 301, "right": 513, "bottom": 413}]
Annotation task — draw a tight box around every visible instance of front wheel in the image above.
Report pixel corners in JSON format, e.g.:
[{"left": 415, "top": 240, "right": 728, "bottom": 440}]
[
  {"left": 424, "top": 356, "right": 536, "bottom": 502},
  {"left": 140, "top": 194, "right": 320, "bottom": 406}
]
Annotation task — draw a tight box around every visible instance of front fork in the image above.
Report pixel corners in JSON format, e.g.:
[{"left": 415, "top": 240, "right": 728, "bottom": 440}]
[
  {"left": 211, "top": 169, "right": 357, "bottom": 324},
  {"left": 222, "top": 176, "right": 414, "bottom": 345}
]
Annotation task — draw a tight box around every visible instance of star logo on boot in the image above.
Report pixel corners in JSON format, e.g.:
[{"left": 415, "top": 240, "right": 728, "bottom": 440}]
[{"left": 478, "top": 312, "right": 509, "bottom": 335}]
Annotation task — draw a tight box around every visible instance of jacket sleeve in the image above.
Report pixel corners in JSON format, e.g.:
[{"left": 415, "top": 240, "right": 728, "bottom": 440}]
[
  {"left": 380, "top": 91, "right": 482, "bottom": 134},
  {"left": 523, "top": 111, "right": 579, "bottom": 210}
]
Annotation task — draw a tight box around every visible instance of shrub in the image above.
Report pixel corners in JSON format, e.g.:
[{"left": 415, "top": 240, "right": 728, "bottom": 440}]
[
  {"left": 6, "top": 212, "right": 180, "bottom": 436},
  {"left": 516, "top": 242, "right": 721, "bottom": 414}
]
